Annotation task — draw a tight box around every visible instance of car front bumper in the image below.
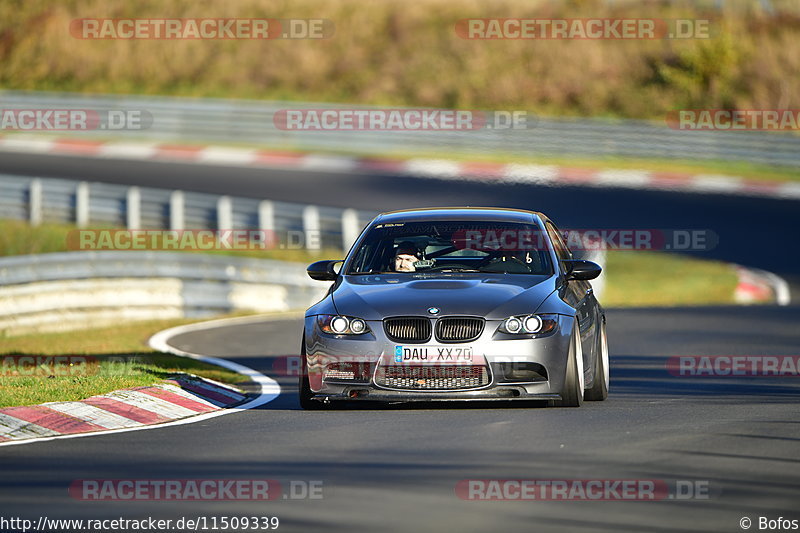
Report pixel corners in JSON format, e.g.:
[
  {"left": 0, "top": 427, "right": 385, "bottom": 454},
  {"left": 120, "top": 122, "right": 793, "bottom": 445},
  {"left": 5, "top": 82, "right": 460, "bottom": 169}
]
[{"left": 303, "top": 314, "right": 575, "bottom": 403}]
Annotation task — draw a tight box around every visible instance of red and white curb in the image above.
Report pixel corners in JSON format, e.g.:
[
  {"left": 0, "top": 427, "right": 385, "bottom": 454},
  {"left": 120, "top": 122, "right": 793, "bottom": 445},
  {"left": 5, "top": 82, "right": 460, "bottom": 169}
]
[
  {"left": 0, "top": 377, "right": 245, "bottom": 444},
  {"left": 0, "top": 314, "right": 286, "bottom": 448},
  {"left": 734, "top": 265, "right": 791, "bottom": 305},
  {"left": 1, "top": 134, "right": 799, "bottom": 200}
]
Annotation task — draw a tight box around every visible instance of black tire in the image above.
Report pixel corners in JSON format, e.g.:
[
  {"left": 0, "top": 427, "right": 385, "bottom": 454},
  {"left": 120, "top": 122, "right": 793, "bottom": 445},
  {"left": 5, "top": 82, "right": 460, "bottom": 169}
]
[
  {"left": 298, "top": 334, "right": 325, "bottom": 410},
  {"left": 552, "top": 326, "right": 584, "bottom": 408},
  {"left": 585, "top": 322, "right": 609, "bottom": 401}
]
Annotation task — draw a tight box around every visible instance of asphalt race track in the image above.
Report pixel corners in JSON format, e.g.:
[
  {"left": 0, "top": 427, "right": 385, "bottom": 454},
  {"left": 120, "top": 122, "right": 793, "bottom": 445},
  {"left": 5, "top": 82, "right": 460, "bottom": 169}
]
[
  {"left": 1, "top": 153, "right": 799, "bottom": 532},
  {"left": 1, "top": 152, "right": 799, "bottom": 296},
  {"left": 1, "top": 308, "right": 799, "bottom": 533}
]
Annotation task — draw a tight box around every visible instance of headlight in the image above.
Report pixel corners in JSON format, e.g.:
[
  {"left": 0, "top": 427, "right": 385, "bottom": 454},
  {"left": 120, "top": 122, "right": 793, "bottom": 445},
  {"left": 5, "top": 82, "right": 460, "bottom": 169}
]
[
  {"left": 499, "top": 314, "right": 558, "bottom": 335},
  {"left": 331, "top": 316, "right": 349, "bottom": 333},
  {"left": 349, "top": 318, "right": 367, "bottom": 334},
  {"left": 504, "top": 317, "right": 523, "bottom": 334},
  {"left": 524, "top": 315, "right": 542, "bottom": 333},
  {"left": 317, "top": 315, "right": 371, "bottom": 335}
]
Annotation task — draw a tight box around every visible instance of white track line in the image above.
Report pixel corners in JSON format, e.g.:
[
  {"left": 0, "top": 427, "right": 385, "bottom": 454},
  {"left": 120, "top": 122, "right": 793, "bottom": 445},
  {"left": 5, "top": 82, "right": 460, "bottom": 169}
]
[
  {"left": 733, "top": 265, "right": 792, "bottom": 307},
  {"left": 45, "top": 402, "right": 144, "bottom": 430},
  {"left": 0, "top": 313, "right": 296, "bottom": 448},
  {"left": 750, "top": 268, "right": 792, "bottom": 306}
]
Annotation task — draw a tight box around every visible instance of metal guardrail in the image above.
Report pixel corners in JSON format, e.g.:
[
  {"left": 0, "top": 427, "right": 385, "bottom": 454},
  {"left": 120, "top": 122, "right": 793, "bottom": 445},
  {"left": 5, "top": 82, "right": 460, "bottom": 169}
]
[
  {"left": 0, "top": 251, "right": 329, "bottom": 334},
  {"left": 0, "top": 172, "right": 603, "bottom": 265},
  {"left": 2, "top": 91, "right": 798, "bottom": 167},
  {"left": 2, "top": 167, "right": 609, "bottom": 254},
  {"left": 0, "top": 173, "right": 376, "bottom": 252},
  {"left": 0, "top": 251, "right": 319, "bottom": 287}
]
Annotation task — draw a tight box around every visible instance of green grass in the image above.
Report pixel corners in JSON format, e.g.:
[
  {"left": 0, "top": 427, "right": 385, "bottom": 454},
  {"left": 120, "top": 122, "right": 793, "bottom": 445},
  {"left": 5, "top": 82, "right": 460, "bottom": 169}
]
[
  {"left": 0, "top": 219, "right": 81, "bottom": 257},
  {"left": 0, "top": 317, "right": 249, "bottom": 407},
  {"left": 0, "top": 317, "right": 197, "bottom": 354},
  {"left": 376, "top": 151, "right": 800, "bottom": 184},
  {"left": 2, "top": 0, "right": 799, "bottom": 122},
  {"left": 0, "top": 218, "right": 344, "bottom": 262},
  {"left": 602, "top": 250, "right": 739, "bottom": 307}
]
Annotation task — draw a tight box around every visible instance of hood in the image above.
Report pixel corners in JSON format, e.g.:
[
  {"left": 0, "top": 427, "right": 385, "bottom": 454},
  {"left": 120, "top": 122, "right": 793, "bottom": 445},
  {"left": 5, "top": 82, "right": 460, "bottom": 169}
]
[{"left": 331, "top": 274, "right": 556, "bottom": 320}]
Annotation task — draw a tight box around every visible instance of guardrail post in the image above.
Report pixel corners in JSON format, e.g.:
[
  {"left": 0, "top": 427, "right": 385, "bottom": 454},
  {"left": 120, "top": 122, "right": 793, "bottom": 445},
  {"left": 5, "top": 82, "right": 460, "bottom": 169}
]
[
  {"left": 302, "top": 205, "right": 321, "bottom": 250},
  {"left": 258, "top": 200, "right": 274, "bottom": 230},
  {"left": 76, "top": 181, "right": 90, "bottom": 227},
  {"left": 29, "top": 179, "right": 43, "bottom": 226},
  {"left": 126, "top": 187, "right": 141, "bottom": 229},
  {"left": 341, "top": 208, "right": 360, "bottom": 251},
  {"left": 170, "top": 190, "right": 185, "bottom": 230},
  {"left": 259, "top": 200, "right": 276, "bottom": 247},
  {"left": 217, "top": 196, "right": 233, "bottom": 230}
]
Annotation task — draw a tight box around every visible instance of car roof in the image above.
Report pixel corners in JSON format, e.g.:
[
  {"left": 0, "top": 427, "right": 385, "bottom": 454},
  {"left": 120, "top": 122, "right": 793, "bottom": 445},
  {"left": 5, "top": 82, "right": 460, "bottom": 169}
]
[{"left": 375, "top": 207, "right": 544, "bottom": 224}]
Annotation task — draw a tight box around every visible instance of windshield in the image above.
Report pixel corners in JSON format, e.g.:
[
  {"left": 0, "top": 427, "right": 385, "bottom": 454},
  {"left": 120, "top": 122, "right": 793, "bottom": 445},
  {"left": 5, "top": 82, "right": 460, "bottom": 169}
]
[{"left": 346, "top": 220, "right": 554, "bottom": 275}]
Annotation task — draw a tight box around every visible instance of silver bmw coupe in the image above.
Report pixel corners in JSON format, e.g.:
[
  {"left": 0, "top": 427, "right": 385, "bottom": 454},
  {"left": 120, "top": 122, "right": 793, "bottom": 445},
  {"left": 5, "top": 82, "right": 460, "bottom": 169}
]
[{"left": 300, "top": 207, "right": 608, "bottom": 408}]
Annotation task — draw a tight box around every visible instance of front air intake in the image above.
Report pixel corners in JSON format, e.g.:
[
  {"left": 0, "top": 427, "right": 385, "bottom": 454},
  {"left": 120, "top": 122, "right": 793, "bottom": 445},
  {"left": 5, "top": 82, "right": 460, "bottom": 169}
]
[
  {"left": 384, "top": 317, "right": 432, "bottom": 343},
  {"left": 435, "top": 317, "right": 484, "bottom": 343},
  {"left": 376, "top": 365, "right": 490, "bottom": 390}
]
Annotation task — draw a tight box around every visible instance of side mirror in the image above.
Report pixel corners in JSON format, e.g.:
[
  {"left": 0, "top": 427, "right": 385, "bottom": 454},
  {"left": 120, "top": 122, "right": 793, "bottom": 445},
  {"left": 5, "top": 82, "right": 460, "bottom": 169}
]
[
  {"left": 564, "top": 260, "right": 602, "bottom": 281},
  {"left": 307, "top": 260, "right": 342, "bottom": 281}
]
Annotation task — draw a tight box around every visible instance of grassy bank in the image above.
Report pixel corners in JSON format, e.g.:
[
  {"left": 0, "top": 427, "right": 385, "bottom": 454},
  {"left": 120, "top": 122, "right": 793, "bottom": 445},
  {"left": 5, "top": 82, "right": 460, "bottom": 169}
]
[
  {"left": 1, "top": 0, "right": 798, "bottom": 121},
  {"left": 602, "top": 250, "right": 738, "bottom": 307},
  {"left": 0, "top": 318, "right": 248, "bottom": 407},
  {"left": 352, "top": 149, "right": 800, "bottom": 184},
  {"left": 0, "top": 218, "right": 341, "bottom": 261}
]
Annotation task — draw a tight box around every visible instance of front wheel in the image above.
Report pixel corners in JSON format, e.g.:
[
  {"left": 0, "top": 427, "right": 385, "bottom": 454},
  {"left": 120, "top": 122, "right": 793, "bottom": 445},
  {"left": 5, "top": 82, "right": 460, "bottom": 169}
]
[
  {"left": 299, "top": 334, "right": 325, "bottom": 410},
  {"left": 551, "top": 325, "right": 584, "bottom": 408},
  {"left": 585, "top": 321, "right": 609, "bottom": 401}
]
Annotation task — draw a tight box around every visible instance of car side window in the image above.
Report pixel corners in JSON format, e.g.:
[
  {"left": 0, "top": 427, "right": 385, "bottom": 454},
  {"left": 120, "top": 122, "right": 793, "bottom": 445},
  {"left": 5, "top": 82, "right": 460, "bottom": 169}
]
[{"left": 545, "top": 221, "right": 572, "bottom": 267}]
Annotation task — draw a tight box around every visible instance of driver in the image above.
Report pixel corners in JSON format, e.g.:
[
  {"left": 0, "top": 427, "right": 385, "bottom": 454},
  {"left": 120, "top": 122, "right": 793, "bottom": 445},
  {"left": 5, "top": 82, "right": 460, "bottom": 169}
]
[{"left": 393, "top": 241, "right": 420, "bottom": 272}]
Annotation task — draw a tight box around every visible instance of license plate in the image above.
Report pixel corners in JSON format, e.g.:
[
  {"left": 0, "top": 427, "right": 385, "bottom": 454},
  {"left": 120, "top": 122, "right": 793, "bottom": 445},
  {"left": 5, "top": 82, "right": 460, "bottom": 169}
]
[{"left": 394, "top": 345, "right": 474, "bottom": 363}]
